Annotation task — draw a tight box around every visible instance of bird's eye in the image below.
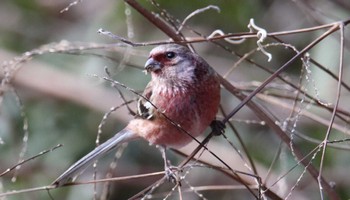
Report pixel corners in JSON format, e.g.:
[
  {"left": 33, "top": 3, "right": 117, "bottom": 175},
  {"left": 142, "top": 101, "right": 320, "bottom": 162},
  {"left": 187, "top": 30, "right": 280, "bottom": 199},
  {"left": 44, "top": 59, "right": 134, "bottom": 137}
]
[{"left": 165, "top": 52, "right": 176, "bottom": 59}]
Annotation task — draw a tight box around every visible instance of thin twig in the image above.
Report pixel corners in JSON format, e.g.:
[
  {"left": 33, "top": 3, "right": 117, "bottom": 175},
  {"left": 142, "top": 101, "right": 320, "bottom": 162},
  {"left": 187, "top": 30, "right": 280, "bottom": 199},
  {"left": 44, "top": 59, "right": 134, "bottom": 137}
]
[
  {"left": 125, "top": 0, "right": 183, "bottom": 42},
  {"left": 177, "top": 5, "right": 220, "bottom": 33},
  {"left": 0, "top": 144, "right": 63, "bottom": 177},
  {"left": 222, "top": 23, "right": 339, "bottom": 124},
  {"left": 318, "top": 22, "right": 345, "bottom": 200}
]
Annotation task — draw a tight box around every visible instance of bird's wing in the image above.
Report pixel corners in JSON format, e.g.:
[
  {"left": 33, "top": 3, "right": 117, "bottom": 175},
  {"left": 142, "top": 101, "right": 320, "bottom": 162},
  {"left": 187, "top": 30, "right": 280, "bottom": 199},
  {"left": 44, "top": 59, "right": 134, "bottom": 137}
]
[{"left": 137, "top": 81, "right": 155, "bottom": 120}]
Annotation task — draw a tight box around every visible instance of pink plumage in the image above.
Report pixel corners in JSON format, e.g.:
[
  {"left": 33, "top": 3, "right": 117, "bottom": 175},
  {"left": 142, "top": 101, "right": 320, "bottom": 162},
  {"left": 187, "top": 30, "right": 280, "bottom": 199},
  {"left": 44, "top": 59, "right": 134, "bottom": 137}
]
[
  {"left": 128, "top": 44, "right": 220, "bottom": 147},
  {"left": 53, "top": 44, "right": 221, "bottom": 186}
]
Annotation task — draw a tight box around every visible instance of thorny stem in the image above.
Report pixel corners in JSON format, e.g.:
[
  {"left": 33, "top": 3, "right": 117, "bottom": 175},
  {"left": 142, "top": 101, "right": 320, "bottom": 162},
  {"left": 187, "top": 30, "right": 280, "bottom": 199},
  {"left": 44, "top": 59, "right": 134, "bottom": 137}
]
[
  {"left": 217, "top": 22, "right": 341, "bottom": 199},
  {"left": 0, "top": 144, "right": 63, "bottom": 177},
  {"left": 124, "top": 1, "right": 345, "bottom": 199},
  {"left": 218, "top": 76, "right": 339, "bottom": 200},
  {"left": 221, "top": 23, "right": 339, "bottom": 124}
]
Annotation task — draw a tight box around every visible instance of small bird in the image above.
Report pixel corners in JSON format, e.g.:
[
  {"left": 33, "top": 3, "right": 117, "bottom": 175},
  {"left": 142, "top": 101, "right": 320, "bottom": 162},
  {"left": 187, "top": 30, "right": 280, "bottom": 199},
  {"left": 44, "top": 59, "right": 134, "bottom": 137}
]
[{"left": 52, "top": 44, "right": 221, "bottom": 187}]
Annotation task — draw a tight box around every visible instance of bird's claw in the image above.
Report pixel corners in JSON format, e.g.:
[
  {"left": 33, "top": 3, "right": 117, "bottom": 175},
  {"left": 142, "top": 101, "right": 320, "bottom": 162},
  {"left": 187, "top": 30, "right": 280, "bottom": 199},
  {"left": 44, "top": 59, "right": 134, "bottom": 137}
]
[
  {"left": 210, "top": 120, "right": 226, "bottom": 136},
  {"left": 165, "top": 165, "right": 182, "bottom": 186}
]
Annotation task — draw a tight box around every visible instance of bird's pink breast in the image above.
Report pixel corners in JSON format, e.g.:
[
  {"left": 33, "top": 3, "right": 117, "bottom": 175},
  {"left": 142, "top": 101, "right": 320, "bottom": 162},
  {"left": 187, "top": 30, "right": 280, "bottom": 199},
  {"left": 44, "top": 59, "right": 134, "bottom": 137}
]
[{"left": 127, "top": 76, "right": 220, "bottom": 148}]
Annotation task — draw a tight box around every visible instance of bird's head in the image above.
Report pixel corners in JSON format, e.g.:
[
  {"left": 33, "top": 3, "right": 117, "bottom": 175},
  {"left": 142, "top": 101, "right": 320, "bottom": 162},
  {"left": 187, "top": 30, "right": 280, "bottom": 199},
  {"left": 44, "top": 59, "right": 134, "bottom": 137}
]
[
  {"left": 145, "top": 44, "right": 193, "bottom": 76},
  {"left": 145, "top": 44, "right": 190, "bottom": 73},
  {"left": 144, "top": 44, "right": 214, "bottom": 89}
]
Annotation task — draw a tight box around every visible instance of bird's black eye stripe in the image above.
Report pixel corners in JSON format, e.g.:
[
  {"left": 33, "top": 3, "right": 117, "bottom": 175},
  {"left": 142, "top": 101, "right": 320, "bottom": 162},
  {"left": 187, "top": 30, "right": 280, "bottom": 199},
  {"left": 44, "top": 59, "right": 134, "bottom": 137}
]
[{"left": 165, "top": 52, "right": 176, "bottom": 59}]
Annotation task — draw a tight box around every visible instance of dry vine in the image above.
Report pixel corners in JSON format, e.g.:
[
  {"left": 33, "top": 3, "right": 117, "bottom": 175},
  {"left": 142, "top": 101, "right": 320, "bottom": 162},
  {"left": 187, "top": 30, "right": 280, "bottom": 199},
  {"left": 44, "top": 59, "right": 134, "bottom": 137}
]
[{"left": 0, "top": 1, "right": 349, "bottom": 200}]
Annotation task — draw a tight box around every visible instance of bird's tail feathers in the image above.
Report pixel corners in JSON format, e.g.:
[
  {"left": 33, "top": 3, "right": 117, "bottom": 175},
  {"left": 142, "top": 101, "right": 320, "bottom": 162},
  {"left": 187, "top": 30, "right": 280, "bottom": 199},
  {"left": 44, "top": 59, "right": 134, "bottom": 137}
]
[{"left": 52, "top": 128, "right": 137, "bottom": 187}]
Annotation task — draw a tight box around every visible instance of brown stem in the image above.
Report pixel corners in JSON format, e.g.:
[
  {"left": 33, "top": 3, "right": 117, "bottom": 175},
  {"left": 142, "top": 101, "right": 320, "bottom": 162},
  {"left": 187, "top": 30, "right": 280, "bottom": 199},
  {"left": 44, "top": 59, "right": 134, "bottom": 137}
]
[
  {"left": 219, "top": 76, "right": 339, "bottom": 200},
  {"left": 124, "top": 0, "right": 341, "bottom": 199},
  {"left": 124, "top": 0, "right": 183, "bottom": 42}
]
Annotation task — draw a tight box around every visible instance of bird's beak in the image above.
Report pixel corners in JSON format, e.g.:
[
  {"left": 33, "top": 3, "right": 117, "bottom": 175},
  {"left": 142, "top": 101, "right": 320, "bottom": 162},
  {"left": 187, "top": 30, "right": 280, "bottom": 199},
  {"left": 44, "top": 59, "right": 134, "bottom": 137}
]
[{"left": 145, "top": 58, "right": 162, "bottom": 72}]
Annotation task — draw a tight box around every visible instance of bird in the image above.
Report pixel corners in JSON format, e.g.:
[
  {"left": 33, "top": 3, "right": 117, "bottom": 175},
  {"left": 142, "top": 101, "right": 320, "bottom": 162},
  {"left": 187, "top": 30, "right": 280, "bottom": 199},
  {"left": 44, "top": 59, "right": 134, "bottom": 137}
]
[{"left": 52, "top": 44, "right": 221, "bottom": 187}]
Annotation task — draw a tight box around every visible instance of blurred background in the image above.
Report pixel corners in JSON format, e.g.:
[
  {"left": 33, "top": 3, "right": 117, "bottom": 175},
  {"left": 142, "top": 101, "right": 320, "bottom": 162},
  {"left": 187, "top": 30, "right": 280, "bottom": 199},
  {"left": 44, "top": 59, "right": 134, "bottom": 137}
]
[{"left": 0, "top": 0, "right": 349, "bottom": 199}]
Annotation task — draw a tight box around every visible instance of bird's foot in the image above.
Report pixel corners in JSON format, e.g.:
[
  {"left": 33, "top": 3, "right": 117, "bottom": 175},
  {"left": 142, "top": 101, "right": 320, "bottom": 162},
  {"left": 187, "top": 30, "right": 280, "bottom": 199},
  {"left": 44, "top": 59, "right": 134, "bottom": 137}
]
[
  {"left": 165, "top": 165, "right": 182, "bottom": 186},
  {"left": 210, "top": 120, "right": 226, "bottom": 136},
  {"left": 157, "top": 145, "right": 182, "bottom": 185}
]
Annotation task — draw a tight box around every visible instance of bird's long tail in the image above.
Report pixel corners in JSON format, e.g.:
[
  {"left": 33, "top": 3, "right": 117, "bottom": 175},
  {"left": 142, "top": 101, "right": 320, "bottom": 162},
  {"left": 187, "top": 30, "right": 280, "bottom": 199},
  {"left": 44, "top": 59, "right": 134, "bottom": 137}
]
[{"left": 52, "top": 128, "right": 138, "bottom": 187}]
